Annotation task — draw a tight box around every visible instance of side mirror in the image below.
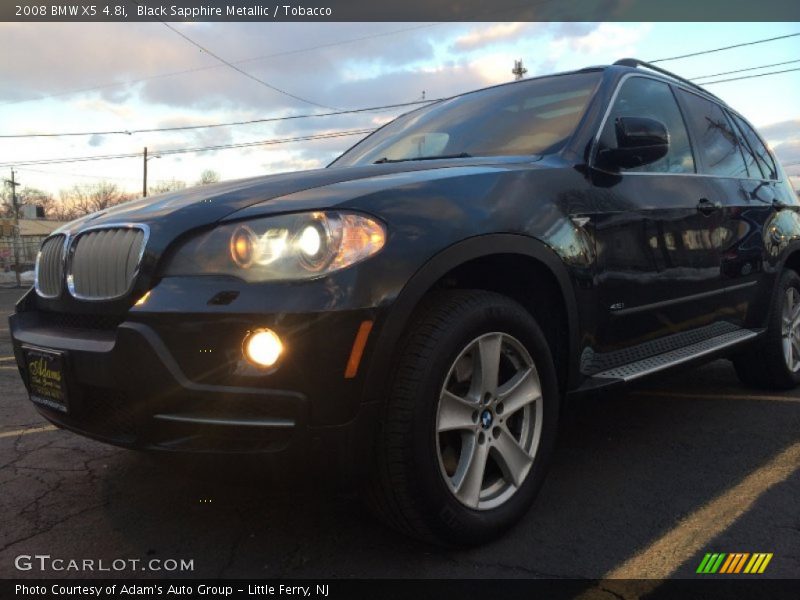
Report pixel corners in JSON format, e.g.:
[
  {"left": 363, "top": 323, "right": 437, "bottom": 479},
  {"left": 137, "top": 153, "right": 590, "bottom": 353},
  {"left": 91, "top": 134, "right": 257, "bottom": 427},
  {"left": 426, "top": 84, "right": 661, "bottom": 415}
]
[{"left": 596, "top": 116, "right": 669, "bottom": 170}]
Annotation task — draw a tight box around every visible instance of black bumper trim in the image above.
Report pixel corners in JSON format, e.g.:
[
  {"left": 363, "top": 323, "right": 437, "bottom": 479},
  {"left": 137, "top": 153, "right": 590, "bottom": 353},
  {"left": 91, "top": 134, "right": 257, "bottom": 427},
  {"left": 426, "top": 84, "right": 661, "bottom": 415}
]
[
  {"left": 153, "top": 414, "right": 295, "bottom": 428},
  {"left": 123, "top": 321, "right": 304, "bottom": 400}
]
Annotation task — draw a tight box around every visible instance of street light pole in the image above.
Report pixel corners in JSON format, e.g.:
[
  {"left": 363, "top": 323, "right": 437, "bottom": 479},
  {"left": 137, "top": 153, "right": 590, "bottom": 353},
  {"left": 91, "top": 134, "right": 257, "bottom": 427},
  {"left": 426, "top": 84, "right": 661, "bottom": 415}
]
[{"left": 143, "top": 146, "right": 148, "bottom": 198}]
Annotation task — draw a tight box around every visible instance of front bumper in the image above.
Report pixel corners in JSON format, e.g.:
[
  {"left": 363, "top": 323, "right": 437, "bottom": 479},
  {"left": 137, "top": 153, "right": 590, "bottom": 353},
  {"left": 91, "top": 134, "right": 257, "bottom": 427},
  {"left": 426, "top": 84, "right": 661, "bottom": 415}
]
[{"left": 9, "top": 286, "right": 384, "bottom": 471}]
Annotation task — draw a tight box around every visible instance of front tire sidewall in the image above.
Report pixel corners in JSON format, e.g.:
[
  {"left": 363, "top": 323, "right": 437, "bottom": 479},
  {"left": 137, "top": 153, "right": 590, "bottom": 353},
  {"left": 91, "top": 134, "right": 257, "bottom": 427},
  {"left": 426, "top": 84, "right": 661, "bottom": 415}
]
[{"left": 406, "top": 301, "right": 559, "bottom": 545}]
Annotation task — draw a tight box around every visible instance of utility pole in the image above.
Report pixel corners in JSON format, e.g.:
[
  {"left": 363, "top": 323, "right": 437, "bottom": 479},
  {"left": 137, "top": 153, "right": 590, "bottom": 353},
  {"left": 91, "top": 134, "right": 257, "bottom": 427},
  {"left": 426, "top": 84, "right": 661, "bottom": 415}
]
[
  {"left": 143, "top": 146, "right": 148, "bottom": 198},
  {"left": 3, "top": 169, "right": 22, "bottom": 287},
  {"left": 512, "top": 59, "right": 527, "bottom": 81}
]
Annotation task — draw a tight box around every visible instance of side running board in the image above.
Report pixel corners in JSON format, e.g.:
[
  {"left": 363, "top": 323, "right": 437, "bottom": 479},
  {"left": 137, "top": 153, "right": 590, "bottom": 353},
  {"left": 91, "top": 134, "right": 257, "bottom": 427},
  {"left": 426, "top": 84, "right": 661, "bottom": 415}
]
[{"left": 592, "top": 328, "right": 760, "bottom": 382}]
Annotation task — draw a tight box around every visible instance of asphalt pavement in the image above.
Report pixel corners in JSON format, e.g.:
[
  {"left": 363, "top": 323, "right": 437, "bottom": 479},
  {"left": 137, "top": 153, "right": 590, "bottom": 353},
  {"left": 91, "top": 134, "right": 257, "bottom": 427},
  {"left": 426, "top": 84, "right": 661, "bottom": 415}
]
[{"left": 0, "top": 287, "right": 798, "bottom": 582}]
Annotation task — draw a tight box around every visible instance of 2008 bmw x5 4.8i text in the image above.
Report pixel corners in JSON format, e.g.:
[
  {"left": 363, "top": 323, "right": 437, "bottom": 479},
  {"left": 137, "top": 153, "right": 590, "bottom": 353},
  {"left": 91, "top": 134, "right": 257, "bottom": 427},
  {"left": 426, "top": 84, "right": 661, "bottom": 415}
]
[{"left": 10, "top": 59, "right": 800, "bottom": 545}]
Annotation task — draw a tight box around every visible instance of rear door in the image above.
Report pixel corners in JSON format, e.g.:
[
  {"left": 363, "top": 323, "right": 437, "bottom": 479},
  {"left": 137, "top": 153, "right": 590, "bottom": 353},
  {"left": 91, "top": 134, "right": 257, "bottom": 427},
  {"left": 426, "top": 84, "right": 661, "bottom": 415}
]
[
  {"left": 591, "top": 75, "right": 725, "bottom": 353},
  {"left": 674, "top": 89, "right": 773, "bottom": 328}
]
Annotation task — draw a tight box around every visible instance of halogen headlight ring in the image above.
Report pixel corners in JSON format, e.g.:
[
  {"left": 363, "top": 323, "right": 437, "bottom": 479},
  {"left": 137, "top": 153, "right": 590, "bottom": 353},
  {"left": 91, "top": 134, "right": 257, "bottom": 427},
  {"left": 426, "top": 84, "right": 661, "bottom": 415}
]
[
  {"left": 295, "top": 213, "right": 341, "bottom": 272},
  {"left": 230, "top": 225, "right": 257, "bottom": 268}
]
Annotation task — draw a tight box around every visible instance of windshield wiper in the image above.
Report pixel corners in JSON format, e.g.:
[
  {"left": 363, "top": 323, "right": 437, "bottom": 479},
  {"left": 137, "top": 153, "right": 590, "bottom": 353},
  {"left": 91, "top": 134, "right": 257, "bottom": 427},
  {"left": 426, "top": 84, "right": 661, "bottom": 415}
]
[{"left": 373, "top": 152, "right": 472, "bottom": 164}]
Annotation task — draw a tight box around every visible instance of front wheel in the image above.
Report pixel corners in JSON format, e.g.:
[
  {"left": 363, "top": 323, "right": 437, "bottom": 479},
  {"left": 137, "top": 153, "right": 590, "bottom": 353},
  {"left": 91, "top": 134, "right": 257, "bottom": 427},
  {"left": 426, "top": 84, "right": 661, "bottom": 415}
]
[
  {"left": 367, "top": 290, "right": 559, "bottom": 545},
  {"left": 733, "top": 269, "right": 800, "bottom": 390}
]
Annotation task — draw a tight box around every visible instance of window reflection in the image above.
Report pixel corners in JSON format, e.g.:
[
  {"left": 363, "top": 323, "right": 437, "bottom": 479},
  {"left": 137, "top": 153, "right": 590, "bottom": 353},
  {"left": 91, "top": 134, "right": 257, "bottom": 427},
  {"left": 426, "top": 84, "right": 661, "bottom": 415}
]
[{"left": 333, "top": 73, "right": 602, "bottom": 166}]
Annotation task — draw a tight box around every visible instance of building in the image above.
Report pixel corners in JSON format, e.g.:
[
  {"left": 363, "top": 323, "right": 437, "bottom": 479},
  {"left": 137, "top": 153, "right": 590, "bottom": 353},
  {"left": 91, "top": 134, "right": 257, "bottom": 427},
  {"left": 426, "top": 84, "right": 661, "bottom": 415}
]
[{"left": 0, "top": 218, "right": 68, "bottom": 273}]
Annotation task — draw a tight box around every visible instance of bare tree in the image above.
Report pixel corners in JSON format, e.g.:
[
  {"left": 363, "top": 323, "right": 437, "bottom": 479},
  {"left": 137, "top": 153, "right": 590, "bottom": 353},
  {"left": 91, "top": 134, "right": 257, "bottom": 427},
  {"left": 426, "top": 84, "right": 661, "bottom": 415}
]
[
  {"left": 0, "top": 186, "right": 11, "bottom": 218},
  {"left": 19, "top": 187, "right": 54, "bottom": 218},
  {"left": 58, "top": 182, "right": 134, "bottom": 217},
  {"left": 1, "top": 186, "right": 55, "bottom": 219},
  {"left": 197, "top": 169, "right": 221, "bottom": 186},
  {"left": 149, "top": 178, "right": 187, "bottom": 195}
]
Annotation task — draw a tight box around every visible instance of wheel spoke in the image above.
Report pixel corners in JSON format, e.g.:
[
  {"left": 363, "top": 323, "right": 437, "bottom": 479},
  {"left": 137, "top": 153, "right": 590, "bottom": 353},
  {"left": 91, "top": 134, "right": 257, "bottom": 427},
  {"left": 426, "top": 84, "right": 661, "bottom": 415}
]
[
  {"left": 791, "top": 301, "right": 800, "bottom": 325},
  {"left": 492, "top": 427, "right": 533, "bottom": 488},
  {"left": 497, "top": 367, "right": 540, "bottom": 416},
  {"left": 475, "top": 334, "right": 502, "bottom": 396},
  {"left": 438, "top": 391, "right": 476, "bottom": 433},
  {"left": 784, "top": 337, "right": 793, "bottom": 369},
  {"left": 454, "top": 435, "right": 489, "bottom": 508}
]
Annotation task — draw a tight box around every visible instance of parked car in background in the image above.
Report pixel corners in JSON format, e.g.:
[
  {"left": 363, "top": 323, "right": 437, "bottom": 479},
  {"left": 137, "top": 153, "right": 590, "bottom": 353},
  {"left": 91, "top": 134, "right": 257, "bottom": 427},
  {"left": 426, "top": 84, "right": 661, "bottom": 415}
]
[{"left": 9, "top": 59, "right": 800, "bottom": 545}]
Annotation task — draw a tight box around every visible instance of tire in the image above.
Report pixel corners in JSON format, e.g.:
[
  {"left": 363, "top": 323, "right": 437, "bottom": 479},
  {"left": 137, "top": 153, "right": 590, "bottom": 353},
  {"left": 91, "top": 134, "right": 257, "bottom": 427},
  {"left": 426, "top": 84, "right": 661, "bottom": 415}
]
[
  {"left": 366, "top": 290, "right": 559, "bottom": 546},
  {"left": 733, "top": 269, "right": 800, "bottom": 390}
]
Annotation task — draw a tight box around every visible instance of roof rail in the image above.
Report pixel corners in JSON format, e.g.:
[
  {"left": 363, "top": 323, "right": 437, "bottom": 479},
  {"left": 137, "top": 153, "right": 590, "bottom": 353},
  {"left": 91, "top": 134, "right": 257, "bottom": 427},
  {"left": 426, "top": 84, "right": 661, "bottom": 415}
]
[{"left": 613, "top": 58, "right": 725, "bottom": 104}]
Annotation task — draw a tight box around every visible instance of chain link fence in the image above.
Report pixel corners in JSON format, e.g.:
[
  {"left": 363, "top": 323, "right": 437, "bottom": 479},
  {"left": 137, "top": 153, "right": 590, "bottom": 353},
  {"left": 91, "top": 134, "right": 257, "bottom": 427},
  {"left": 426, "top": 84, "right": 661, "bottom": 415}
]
[{"left": 0, "top": 238, "right": 43, "bottom": 288}]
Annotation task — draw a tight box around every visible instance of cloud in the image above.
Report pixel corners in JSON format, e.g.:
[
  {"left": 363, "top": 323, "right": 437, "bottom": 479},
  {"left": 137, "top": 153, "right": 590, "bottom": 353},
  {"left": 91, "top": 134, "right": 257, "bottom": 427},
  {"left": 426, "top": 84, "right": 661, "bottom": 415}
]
[
  {"left": 548, "top": 22, "right": 652, "bottom": 62},
  {"left": 759, "top": 119, "right": 800, "bottom": 179},
  {"left": 759, "top": 119, "right": 800, "bottom": 147},
  {"left": 450, "top": 23, "right": 530, "bottom": 52},
  {"left": 0, "top": 22, "right": 440, "bottom": 112}
]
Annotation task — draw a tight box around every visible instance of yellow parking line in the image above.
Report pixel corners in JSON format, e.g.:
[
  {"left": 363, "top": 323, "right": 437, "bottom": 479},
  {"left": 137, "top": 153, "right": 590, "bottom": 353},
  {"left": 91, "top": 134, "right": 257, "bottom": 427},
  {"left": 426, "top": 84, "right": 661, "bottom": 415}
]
[
  {"left": 578, "top": 441, "right": 800, "bottom": 598},
  {"left": 0, "top": 356, "right": 16, "bottom": 362},
  {"left": 0, "top": 425, "right": 58, "bottom": 439},
  {"left": 633, "top": 390, "right": 800, "bottom": 404}
]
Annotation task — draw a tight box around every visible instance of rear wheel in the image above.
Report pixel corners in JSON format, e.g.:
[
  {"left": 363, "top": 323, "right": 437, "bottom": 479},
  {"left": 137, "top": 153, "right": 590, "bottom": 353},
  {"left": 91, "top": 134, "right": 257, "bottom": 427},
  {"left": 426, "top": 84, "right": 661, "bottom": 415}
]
[
  {"left": 367, "top": 290, "right": 559, "bottom": 545},
  {"left": 733, "top": 269, "right": 800, "bottom": 390}
]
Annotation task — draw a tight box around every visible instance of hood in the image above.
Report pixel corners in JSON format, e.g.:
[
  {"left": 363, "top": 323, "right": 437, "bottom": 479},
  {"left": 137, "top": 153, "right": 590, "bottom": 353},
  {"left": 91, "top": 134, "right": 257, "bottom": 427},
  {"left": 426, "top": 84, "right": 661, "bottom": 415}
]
[{"left": 57, "top": 156, "right": 542, "bottom": 239}]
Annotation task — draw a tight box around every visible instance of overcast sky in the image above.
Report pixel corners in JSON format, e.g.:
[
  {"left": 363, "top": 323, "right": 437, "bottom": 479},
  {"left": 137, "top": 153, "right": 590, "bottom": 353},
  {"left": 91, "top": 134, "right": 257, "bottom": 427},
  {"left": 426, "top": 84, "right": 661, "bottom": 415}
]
[{"left": 1, "top": 21, "right": 798, "bottom": 196}]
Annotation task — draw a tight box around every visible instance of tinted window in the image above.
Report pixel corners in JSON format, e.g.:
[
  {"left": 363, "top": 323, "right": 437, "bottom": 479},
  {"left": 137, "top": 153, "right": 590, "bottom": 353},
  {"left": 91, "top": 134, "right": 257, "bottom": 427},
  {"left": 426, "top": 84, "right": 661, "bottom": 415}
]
[
  {"left": 677, "top": 90, "right": 750, "bottom": 178},
  {"left": 599, "top": 77, "right": 694, "bottom": 173},
  {"left": 333, "top": 72, "right": 601, "bottom": 166},
  {"left": 726, "top": 112, "right": 764, "bottom": 178},
  {"left": 730, "top": 113, "right": 778, "bottom": 180}
]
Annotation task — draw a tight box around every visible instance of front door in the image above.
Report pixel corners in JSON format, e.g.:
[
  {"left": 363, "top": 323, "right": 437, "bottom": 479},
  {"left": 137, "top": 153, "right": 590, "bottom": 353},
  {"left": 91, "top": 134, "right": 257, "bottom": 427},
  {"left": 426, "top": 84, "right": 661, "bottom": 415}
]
[{"left": 590, "top": 75, "right": 726, "bottom": 353}]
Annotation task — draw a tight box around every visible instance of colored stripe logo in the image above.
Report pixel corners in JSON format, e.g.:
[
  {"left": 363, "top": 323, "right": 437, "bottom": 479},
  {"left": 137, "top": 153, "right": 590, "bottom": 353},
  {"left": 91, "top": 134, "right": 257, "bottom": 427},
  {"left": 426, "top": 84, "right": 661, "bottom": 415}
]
[{"left": 696, "top": 552, "right": 773, "bottom": 574}]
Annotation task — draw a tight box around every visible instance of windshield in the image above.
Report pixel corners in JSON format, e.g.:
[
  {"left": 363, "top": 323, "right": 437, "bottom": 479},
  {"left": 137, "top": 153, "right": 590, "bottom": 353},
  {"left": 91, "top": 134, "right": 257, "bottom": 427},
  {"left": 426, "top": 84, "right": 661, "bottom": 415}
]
[{"left": 333, "top": 71, "right": 601, "bottom": 167}]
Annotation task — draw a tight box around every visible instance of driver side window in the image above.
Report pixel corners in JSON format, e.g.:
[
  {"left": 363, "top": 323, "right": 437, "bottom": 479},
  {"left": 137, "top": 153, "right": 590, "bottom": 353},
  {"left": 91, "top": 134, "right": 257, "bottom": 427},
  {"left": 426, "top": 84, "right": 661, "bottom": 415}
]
[{"left": 600, "top": 77, "right": 695, "bottom": 174}]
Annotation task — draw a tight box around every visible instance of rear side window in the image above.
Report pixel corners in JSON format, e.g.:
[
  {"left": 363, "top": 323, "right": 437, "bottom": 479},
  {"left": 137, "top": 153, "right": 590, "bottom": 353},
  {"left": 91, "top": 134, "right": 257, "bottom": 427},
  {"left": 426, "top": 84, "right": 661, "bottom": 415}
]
[
  {"left": 676, "top": 90, "right": 750, "bottom": 178},
  {"left": 599, "top": 77, "right": 694, "bottom": 173},
  {"left": 726, "top": 111, "right": 764, "bottom": 179},
  {"left": 729, "top": 113, "right": 778, "bottom": 180}
]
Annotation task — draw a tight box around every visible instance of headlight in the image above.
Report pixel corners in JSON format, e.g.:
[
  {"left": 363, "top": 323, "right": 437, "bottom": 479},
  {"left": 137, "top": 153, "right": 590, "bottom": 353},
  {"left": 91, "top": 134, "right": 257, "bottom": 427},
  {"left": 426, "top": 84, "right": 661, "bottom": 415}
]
[{"left": 163, "top": 211, "right": 386, "bottom": 282}]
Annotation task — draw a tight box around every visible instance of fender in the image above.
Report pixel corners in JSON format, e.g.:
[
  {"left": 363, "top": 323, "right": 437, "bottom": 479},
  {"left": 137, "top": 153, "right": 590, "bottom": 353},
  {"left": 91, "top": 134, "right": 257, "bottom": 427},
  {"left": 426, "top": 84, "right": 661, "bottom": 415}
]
[
  {"left": 362, "top": 234, "right": 582, "bottom": 406},
  {"left": 766, "top": 214, "right": 800, "bottom": 315}
]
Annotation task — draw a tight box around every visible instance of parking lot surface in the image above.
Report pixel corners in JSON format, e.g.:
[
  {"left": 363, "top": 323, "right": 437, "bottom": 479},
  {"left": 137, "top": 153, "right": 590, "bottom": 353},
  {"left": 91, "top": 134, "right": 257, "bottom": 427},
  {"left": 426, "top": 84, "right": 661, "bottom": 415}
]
[{"left": 0, "top": 287, "right": 798, "bottom": 581}]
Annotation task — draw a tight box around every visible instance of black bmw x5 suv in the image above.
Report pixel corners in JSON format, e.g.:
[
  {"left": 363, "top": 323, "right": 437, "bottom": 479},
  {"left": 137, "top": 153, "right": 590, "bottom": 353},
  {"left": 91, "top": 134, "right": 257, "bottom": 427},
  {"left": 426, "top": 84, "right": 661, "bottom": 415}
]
[{"left": 10, "top": 59, "right": 800, "bottom": 545}]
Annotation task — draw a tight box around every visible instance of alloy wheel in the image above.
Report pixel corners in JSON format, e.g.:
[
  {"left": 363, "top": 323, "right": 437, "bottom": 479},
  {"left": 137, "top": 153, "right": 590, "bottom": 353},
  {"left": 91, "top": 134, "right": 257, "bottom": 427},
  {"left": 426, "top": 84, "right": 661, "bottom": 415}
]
[
  {"left": 435, "top": 332, "right": 543, "bottom": 510},
  {"left": 782, "top": 286, "right": 800, "bottom": 372}
]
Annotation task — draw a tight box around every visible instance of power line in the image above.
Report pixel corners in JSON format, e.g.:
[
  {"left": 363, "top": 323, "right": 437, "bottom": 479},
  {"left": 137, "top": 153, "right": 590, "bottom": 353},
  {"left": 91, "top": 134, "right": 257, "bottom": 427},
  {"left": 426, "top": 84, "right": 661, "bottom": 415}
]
[
  {"left": 0, "top": 23, "right": 441, "bottom": 108},
  {"left": 0, "top": 99, "right": 437, "bottom": 139},
  {"left": 650, "top": 32, "right": 800, "bottom": 63},
  {"left": 0, "top": 129, "right": 375, "bottom": 168},
  {"left": 8, "top": 61, "right": 800, "bottom": 140},
  {"left": 159, "top": 21, "right": 336, "bottom": 110},
  {"left": 691, "top": 59, "right": 800, "bottom": 81},
  {"left": 699, "top": 67, "right": 800, "bottom": 85},
  {"left": 6, "top": 30, "right": 800, "bottom": 140}
]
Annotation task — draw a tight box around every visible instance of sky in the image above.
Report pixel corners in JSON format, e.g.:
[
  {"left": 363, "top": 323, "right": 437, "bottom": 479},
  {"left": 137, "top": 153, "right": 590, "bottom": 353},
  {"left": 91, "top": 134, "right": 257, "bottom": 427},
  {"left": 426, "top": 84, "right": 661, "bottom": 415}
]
[{"left": 0, "top": 21, "right": 798, "bottom": 197}]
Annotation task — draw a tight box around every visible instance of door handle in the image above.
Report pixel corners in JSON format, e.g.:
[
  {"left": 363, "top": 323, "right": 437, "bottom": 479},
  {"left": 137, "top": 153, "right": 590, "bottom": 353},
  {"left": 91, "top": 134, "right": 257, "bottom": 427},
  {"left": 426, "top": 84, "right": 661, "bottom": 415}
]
[{"left": 696, "top": 198, "right": 720, "bottom": 216}]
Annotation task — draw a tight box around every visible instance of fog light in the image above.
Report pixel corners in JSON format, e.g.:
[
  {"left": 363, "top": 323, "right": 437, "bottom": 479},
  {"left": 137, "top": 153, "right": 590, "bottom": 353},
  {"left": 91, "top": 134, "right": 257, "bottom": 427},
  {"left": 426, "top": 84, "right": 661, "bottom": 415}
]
[{"left": 243, "top": 328, "right": 283, "bottom": 368}]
